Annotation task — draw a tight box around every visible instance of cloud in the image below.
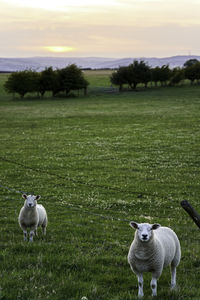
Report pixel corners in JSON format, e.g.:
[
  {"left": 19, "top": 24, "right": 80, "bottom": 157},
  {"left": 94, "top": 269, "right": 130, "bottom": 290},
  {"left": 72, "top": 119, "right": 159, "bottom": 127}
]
[
  {"left": 0, "top": 0, "right": 200, "bottom": 57},
  {"left": 1, "top": 0, "right": 120, "bottom": 12}
]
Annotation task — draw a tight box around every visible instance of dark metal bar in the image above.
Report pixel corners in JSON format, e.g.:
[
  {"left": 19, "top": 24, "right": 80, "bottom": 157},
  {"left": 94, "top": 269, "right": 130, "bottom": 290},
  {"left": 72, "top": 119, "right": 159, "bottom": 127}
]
[{"left": 181, "top": 200, "right": 200, "bottom": 229}]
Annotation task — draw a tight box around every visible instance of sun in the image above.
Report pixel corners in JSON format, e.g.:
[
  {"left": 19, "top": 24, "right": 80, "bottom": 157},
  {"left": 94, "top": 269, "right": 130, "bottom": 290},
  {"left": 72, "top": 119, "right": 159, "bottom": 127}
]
[{"left": 44, "top": 46, "right": 76, "bottom": 53}]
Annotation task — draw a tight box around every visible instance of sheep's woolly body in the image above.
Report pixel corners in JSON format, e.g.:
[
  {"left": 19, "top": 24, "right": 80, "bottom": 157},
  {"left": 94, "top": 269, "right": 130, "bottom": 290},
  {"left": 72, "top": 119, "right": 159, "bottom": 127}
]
[
  {"left": 128, "top": 222, "right": 181, "bottom": 297},
  {"left": 18, "top": 194, "right": 48, "bottom": 242},
  {"left": 19, "top": 204, "right": 47, "bottom": 230},
  {"left": 128, "top": 227, "right": 180, "bottom": 276}
]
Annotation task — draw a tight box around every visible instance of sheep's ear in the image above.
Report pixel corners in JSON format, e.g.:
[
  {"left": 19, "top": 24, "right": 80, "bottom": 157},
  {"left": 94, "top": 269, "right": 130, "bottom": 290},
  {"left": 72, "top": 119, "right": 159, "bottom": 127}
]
[
  {"left": 130, "top": 221, "right": 138, "bottom": 229},
  {"left": 152, "top": 223, "right": 160, "bottom": 230},
  {"left": 22, "top": 194, "right": 27, "bottom": 199},
  {"left": 35, "top": 195, "right": 41, "bottom": 200}
]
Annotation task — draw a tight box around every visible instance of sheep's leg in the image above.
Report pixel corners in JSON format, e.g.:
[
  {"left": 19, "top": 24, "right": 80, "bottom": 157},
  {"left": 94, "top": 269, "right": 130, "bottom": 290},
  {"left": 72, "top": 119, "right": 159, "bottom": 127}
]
[
  {"left": 42, "top": 217, "right": 47, "bottom": 235},
  {"left": 137, "top": 274, "right": 144, "bottom": 297},
  {"left": 150, "top": 277, "right": 157, "bottom": 296},
  {"left": 42, "top": 225, "right": 46, "bottom": 235},
  {"left": 170, "top": 265, "right": 176, "bottom": 289},
  {"left": 29, "top": 230, "right": 35, "bottom": 242},
  {"left": 23, "top": 230, "right": 27, "bottom": 241}
]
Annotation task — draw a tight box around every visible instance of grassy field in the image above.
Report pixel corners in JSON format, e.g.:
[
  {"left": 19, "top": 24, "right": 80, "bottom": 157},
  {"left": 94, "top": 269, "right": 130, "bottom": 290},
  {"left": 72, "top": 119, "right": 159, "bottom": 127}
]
[{"left": 0, "top": 71, "right": 200, "bottom": 299}]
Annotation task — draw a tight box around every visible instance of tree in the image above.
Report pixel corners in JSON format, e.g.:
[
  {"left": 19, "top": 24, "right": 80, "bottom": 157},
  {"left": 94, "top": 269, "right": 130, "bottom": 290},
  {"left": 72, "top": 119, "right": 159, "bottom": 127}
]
[
  {"left": 38, "top": 67, "right": 56, "bottom": 97},
  {"left": 159, "top": 65, "right": 171, "bottom": 86},
  {"left": 194, "top": 62, "right": 200, "bottom": 83},
  {"left": 184, "top": 62, "right": 200, "bottom": 85},
  {"left": 138, "top": 62, "right": 151, "bottom": 88},
  {"left": 110, "top": 66, "right": 129, "bottom": 91},
  {"left": 126, "top": 60, "right": 150, "bottom": 90},
  {"left": 4, "top": 64, "right": 89, "bottom": 99},
  {"left": 151, "top": 67, "right": 161, "bottom": 87},
  {"left": 54, "top": 64, "right": 89, "bottom": 96},
  {"left": 4, "top": 70, "right": 40, "bottom": 98},
  {"left": 184, "top": 59, "right": 199, "bottom": 68},
  {"left": 170, "top": 68, "right": 185, "bottom": 86},
  {"left": 111, "top": 60, "right": 151, "bottom": 91}
]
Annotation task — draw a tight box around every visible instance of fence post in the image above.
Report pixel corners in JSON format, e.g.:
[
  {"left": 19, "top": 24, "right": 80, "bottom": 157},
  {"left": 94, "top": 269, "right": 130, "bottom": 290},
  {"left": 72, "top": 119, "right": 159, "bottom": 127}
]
[{"left": 180, "top": 200, "right": 200, "bottom": 229}]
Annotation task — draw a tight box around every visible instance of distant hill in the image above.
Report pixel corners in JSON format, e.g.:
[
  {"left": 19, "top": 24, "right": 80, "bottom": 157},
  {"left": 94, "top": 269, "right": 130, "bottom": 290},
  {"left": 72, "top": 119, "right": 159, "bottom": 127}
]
[{"left": 0, "top": 55, "right": 200, "bottom": 72}]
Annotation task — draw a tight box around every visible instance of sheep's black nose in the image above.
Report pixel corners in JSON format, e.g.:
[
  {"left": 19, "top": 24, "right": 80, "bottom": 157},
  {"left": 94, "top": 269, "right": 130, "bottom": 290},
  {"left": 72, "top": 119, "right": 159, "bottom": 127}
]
[
  {"left": 29, "top": 203, "right": 32, "bottom": 207},
  {"left": 142, "top": 234, "right": 148, "bottom": 240}
]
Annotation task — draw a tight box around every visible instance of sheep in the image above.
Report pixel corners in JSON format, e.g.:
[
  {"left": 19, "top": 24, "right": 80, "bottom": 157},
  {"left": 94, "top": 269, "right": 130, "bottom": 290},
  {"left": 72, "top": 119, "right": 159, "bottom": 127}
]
[
  {"left": 127, "top": 221, "right": 181, "bottom": 297},
  {"left": 18, "top": 194, "right": 48, "bottom": 242}
]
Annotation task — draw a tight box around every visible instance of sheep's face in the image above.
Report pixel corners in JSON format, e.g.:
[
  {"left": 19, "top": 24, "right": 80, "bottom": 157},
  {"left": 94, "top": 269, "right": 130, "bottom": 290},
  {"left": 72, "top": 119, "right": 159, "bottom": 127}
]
[
  {"left": 22, "top": 194, "right": 41, "bottom": 208},
  {"left": 130, "top": 222, "right": 160, "bottom": 242}
]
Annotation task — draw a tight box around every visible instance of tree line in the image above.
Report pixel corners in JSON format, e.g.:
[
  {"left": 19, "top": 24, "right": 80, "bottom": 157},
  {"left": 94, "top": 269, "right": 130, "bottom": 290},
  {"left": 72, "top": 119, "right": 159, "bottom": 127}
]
[
  {"left": 3, "top": 59, "right": 200, "bottom": 98},
  {"left": 4, "top": 64, "right": 89, "bottom": 98},
  {"left": 110, "top": 59, "right": 200, "bottom": 91}
]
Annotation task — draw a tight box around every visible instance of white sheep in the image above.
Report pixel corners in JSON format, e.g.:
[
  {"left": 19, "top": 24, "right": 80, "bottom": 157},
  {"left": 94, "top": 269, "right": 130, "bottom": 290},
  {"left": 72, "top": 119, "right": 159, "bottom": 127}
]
[
  {"left": 128, "top": 221, "right": 181, "bottom": 297},
  {"left": 18, "top": 194, "right": 48, "bottom": 242}
]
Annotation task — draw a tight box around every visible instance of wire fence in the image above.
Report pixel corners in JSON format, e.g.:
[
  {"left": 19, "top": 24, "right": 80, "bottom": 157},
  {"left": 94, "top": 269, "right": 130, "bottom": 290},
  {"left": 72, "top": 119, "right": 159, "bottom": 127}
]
[
  {"left": 0, "top": 154, "right": 181, "bottom": 224},
  {"left": 0, "top": 154, "right": 199, "bottom": 226},
  {"left": 0, "top": 155, "right": 174, "bottom": 201},
  {"left": 0, "top": 154, "right": 195, "bottom": 224},
  {"left": 0, "top": 182, "right": 131, "bottom": 223}
]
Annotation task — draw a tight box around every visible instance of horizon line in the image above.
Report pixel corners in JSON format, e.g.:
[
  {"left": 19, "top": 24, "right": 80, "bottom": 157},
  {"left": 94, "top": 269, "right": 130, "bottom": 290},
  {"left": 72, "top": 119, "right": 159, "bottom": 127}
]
[{"left": 0, "top": 54, "right": 200, "bottom": 60}]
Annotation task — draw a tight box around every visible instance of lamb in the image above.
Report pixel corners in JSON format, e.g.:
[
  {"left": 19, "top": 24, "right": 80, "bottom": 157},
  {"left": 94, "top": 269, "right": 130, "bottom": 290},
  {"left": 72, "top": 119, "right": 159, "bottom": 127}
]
[
  {"left": 18, "top": 194, "right": 48, "bottom": 242},
  {"left": 128, "top": 221, "right": 181, "bottom": 297}
]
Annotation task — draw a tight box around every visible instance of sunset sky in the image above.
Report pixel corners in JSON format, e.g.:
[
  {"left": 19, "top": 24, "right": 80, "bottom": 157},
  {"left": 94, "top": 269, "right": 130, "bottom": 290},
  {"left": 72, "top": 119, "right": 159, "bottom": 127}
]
[{"left": 0, "top": 0, "right": 200, "bottom": 58}]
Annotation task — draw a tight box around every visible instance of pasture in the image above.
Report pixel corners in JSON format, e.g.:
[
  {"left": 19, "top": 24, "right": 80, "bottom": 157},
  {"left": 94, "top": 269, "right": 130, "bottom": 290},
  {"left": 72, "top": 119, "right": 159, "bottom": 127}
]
[{"left": 0, "top": 71, "right": 200, "bottom": 299}]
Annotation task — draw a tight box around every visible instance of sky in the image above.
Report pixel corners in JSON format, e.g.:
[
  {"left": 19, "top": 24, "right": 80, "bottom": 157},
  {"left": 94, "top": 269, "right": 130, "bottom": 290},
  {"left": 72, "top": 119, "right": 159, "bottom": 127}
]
[{"left": 0, "top": 0, "right": 200, "bottom": 58}]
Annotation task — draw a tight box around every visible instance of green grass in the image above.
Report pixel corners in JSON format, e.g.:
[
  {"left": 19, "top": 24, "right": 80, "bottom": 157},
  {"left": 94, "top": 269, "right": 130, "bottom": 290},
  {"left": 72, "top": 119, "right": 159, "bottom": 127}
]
[
  {"left": 0, "top": 71, "right": 200, "bottom": 299},
  {"left": 85, "top": 70, "right": 113, "bottom": 87}
]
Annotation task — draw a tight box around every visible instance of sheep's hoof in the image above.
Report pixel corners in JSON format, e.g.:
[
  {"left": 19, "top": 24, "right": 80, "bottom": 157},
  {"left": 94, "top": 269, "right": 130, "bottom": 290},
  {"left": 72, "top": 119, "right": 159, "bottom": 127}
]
[
  {"left": 138, "top": 293, "right": 144, "bottom": 298},
  {"left": 170, "top": 284, "right": 176, "bottom": 291}
]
